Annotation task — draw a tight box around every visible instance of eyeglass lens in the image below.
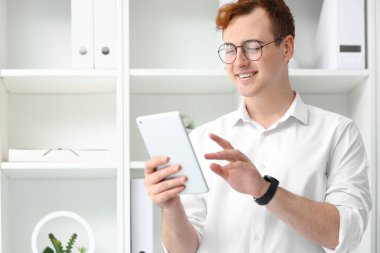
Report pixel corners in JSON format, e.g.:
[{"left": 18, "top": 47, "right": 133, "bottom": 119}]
[{"left": 218, "top": 40, "right": 262, "bottom": 64}]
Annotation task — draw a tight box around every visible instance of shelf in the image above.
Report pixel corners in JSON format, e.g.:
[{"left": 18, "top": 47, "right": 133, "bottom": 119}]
[
  {"left": 130, "top": 69, "right": 233, "bottom": 94},
  {"left": 130, "top": 161, "right": 145, "bottom": 170},
  {"left": 0, "top": 162, "right": 117, "bottom": 179},
  {"left": 289, "top": 69, "right": 369, "bottom": 93},
  {"left": 130, "top": 68, "right": 369, "bottom": 94},
  {"left": 0, "top": 69, "right": 117, "bottom": 94}
]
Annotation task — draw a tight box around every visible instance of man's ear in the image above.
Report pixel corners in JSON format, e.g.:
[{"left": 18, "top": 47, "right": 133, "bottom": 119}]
[{"left": 283, "top": 35, "right": 295, "bottom": 63}]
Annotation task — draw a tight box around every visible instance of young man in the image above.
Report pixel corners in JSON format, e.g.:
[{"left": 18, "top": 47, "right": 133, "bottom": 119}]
[{"left": 144, "top": 0, "right": 371, "bottom": 252}]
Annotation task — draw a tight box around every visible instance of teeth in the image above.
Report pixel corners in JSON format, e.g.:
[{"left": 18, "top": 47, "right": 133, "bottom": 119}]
[{"left": 238, "top": 72, "right": 257, "bottom": 78}]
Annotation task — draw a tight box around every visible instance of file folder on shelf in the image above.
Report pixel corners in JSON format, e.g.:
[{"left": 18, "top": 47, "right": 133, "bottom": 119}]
[
  {"left": 315, "top": 0, "right": 365, "bottom": 69},
  {"left": 71, "top": 0, "right": 94, "bottom": 68},
  {"left": 94, "top": 0, "right": 116, "bottom": 69}
]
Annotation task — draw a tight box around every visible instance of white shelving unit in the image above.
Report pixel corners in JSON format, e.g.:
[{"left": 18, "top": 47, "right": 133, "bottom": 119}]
[
  {"left": 0, "top": 0, "right": 378, "bottom": 252},
  {"left": 0, "top": 0, "right": 125, "bottom": 252}
]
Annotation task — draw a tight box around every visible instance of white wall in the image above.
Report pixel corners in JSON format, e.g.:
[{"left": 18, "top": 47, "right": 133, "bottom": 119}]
[
  {"left": 6, "top": 0, "right": 71, "bottom": 68},
  {"left": 8, "top": 94, "right": 116, "bottom": 150},
  {"left": 0, "top": 0, "right": 7, "bottom": 68},
  {"left": 0, "top": 83, "right": 8, "bottom": 161}
]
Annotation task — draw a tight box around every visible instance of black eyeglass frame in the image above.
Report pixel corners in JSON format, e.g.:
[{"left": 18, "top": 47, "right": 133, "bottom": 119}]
[{"left": 217, "top": 35, "right": 286, "bottom": 64}]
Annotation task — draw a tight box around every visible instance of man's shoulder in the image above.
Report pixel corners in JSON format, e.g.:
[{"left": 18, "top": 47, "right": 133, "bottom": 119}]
[{"left": 306, "top": 103, "right": 354, "bottom": 128}]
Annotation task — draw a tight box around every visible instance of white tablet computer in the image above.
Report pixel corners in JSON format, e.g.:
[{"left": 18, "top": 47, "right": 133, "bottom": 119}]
[{"left": 136, "top": 111, "right": 209, "bottom": 194}]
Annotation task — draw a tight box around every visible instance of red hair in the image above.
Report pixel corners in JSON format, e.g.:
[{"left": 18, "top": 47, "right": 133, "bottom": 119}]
[{"left": 216, "top": 0, "right": 295, "bottom": 44}]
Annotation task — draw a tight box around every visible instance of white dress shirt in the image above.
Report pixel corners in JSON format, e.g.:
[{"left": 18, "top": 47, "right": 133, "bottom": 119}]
[{"left": 173, "top": 93, "right": 371, "bottom": 253}]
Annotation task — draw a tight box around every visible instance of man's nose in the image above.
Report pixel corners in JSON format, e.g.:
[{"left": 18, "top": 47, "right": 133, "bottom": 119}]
[{"left": 235, "top": 47, "right": 249, "bottom": 66}]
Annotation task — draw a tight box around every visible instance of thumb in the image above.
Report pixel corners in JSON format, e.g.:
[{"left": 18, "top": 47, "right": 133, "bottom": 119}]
[{"left": 210, "top": 163, "right": 229, "bottom": 181}]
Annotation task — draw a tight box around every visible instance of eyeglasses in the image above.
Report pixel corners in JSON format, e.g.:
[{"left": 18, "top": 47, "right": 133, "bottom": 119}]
[{"left": 217, "top": 35, "right": 285, "bottom": 64}]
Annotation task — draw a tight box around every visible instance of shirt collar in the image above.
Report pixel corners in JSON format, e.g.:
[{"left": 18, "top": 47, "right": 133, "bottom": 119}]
[{"left": 228, "top": 92, "right": 309, "bottom": 129}]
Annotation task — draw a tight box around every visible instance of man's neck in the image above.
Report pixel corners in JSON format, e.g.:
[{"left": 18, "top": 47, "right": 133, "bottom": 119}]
[{"left": 244, "top": 84, "right": 295, "bottom": 129}]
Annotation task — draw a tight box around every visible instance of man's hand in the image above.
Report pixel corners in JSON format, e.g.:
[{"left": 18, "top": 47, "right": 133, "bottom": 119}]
[
  {"left": 204, "top": 133, "right": 269, "bottom": 198},
  {"left": 144, "top": 156, "right": 187, "bottom": 209}
]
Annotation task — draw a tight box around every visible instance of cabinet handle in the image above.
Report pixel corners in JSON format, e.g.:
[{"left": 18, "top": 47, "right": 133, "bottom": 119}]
[
  {"left": 102, "top": 47, "right": 110, "bottom": 55},
  {"left": 79, "top": 47, "right": 88, "bottom": 55}
]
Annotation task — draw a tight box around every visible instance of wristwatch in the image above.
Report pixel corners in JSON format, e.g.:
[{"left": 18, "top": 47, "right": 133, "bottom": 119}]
[{"left": 254, "top": 175, "right": 279, "bottom": 205}]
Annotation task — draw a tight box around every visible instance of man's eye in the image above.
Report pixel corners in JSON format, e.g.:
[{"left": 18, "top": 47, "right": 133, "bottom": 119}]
[
  {"left": 225, "top": 48, "right": 236, "bottom": 54},
  {"left": 245, "top": 46, "right": 259, "bottom": 53}
]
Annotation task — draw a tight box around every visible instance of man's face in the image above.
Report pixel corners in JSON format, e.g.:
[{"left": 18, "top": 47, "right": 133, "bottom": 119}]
[{"left": 223, "top": 8, "right": 287, "bottom": 98}]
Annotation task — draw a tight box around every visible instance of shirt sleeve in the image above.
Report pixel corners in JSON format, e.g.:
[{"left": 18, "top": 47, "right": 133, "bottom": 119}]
[
  {"left": 323, "top": 121, "right": 372, "bottom": 253},
  {"left": 181, "top": 193, "right": 208, "bottom": 239}
]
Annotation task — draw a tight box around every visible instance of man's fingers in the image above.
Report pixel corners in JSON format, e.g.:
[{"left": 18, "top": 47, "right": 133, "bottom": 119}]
[
  {"left": 204, "top": 149, "right": 246, "bottom": 162},
  {"left": 145, "top": 156, "right": 169, "bottom": 175},
  {"left": 145, "top": 164, "right": 181, "bottom": 186},
  {"left": 148, "top": 176, "right": 187, "bottom": 196},
  {"left": 210, "top": 163, "right": 229, "bottom": 180},
  {"left": 151, "top": 185, "right": 186, "bottom": 204},
  {"left": 209, "top": 133, "right": 234, "bottom": 150}
]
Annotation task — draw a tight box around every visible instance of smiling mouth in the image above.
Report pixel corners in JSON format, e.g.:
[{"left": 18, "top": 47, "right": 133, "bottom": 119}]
[{"left": 236, "top": 71, "right": 258, "bottom": 79}]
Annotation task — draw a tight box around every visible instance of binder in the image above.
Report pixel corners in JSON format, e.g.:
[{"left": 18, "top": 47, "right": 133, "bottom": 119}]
[
  {"left": 315, "top": 0, "right": 365, "bottom": 69},
  {"left": 131, "top": 178, "right": 154, "bottom": 253},
  {"left": 71, "top": 0, "right": 94, "bottom": 68},
  {"left": 93, "top": 0, "right": 117, "bottom": 69}
]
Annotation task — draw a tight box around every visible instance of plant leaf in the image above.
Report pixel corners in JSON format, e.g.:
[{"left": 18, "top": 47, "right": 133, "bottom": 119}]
[
  {"left": 65, "top": 233, "right": 78, "bottom": 253},
  {"left": 48, "top": 233, "right": 64, "bottom": 253},
  {"left": 42, "top": 247, "right": 54, "bottom": 253}
]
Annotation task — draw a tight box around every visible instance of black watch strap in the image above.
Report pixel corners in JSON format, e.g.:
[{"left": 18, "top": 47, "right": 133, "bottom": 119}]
[{"left": 254, "top": 175, "right": 279, "bottom": 205}]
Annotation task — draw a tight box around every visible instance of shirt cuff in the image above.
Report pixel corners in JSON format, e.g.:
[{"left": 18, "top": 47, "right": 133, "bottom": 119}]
[{"left": 323, "top": 206, "right": 365, "bottom": 253}]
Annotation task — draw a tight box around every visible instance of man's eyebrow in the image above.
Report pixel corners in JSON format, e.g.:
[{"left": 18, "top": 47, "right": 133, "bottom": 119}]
[
  {"left": 223, "top": 38, "right": 264, "bottom": 46},
  {"left": 244, "top": 38, "right": 264, "bottom": 44}
]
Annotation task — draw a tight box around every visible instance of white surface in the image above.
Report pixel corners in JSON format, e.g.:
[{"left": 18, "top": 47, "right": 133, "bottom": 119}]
[
  {"left": 131, "top": 179, "right": 153, "bottom": 253},
  {"left": 8, "top": 94, "right": 116, "bottom": 150},
  {"left": 6, "top": 0, "right": 71, "bottom": 68},
  {"left": 9, "top": 149, "right": 114, "bottom": 163},
  {"left": 71, "top": 0, "right": 94, "bottom": 68},
  {"left": 136, "top": 111, "right": 208, "bottom": 194},
  {"left": 130, "top": 0, "right": 220, "bottom": 69},
  {"left": 0, "top": 69, "right": 116, "bottom": 94},
  {"left": 0, "top": 0, "right": 6, "bottom": 68},
  {"left": 0, "top": 83, "right": 8, "bottom": 162},
  {"left": 130, "top": 161, "right": 145, "bottom": 170},
  {"left": 336, "top": 0, "right": 365, "bottom": 69},
  {"left": 285, "top": 0, "right": 323, "bottom": 68},
  {"left": 0, "top": 162, "right": 117, "bottom": 179}
]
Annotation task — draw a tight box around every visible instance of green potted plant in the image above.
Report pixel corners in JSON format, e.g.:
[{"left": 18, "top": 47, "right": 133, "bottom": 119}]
[{"left": 42, "top": 233, "right": 86, "bottom": 253}]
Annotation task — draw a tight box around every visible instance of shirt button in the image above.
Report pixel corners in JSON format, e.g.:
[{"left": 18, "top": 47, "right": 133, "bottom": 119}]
[{"left": 254, "top": 234, "right": 260, "bottom": 241}]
